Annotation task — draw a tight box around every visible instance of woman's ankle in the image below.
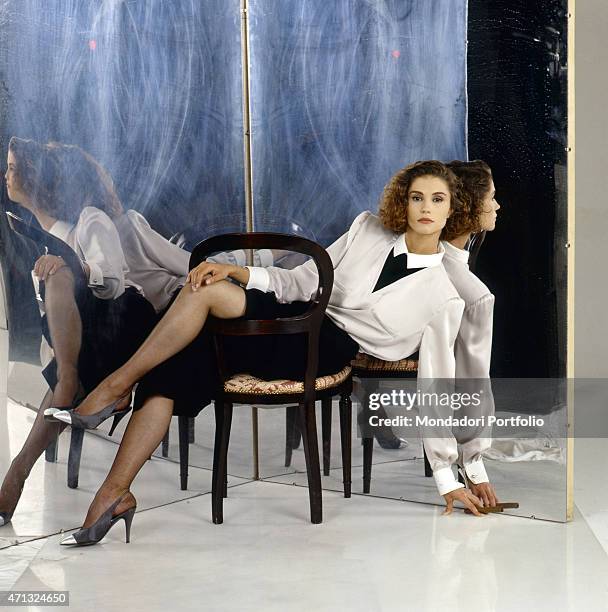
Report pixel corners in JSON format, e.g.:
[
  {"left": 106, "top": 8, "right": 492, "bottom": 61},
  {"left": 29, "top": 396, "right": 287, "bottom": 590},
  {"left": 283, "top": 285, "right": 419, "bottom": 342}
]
[{"left": 103, "top": 371, "right": 134, "bottom": 399}]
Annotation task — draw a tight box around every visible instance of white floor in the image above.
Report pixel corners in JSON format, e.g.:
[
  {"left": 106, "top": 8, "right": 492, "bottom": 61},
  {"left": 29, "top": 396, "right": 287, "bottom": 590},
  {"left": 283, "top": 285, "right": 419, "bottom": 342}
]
[{"left": 1, "top": 397, "right": 608, "bottom": 612}]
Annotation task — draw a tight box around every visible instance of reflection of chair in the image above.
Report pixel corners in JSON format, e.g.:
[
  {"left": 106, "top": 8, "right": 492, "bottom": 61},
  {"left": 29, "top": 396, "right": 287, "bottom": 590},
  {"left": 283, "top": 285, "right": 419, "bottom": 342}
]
[
  {"left": 189, "top": 232, "right": 352, "bottom": 525},
  {"left": 5, "top": 212, "right": 113, "bottom": 489}
]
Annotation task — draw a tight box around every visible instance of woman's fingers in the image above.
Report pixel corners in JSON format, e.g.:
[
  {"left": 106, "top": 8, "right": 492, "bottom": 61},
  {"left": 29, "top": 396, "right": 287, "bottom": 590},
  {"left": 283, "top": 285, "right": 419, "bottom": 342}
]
[
  {"left": 48, "top": 258, "right": 65, "bottom": 276},
  {"left": 38, "top": 259, "right": 51, "bottom": 281},
  {"left": 33, "top": 255, "right": 65, "bottom": 281},
  {"left": 189, "top": 263, "right": 215, "bottom": 290},
  {"left": 464, "top": 497, "right": 483, "bottom": 516},
  {"left": 189, "top": 263, "right": 231, "bottom": 290},
  {"left": 468, "top": 491, "right": 483, "bottom": 508}
]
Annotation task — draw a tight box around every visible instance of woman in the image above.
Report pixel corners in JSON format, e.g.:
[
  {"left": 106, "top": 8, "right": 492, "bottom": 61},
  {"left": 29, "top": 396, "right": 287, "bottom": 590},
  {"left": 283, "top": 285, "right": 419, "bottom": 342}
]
[
  {"left": 439, "top": 159, "right": 501, "bottom": 512},
  {"left": 54, "top": 159, "right": 487, "bottom": 546},
  {"left": 0, "top": 138, "right": 156, "bottom": 527},
  {"left": 0, "top": 138, "right": 265, "bottom": 527}
]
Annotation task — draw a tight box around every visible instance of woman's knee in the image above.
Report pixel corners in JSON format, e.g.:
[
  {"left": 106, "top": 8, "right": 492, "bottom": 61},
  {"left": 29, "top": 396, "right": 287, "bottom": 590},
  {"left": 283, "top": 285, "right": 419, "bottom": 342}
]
[
  {"left": 182, "top": 280, "right": 245, "bottom": 316},
  {"left": 44, "top": 265, "right": 76, "bottom": 292}
]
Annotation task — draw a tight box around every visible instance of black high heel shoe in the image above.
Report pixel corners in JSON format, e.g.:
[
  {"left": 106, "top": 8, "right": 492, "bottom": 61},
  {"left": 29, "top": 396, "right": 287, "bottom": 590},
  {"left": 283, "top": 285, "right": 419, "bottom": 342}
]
[
  {"left": 51, "top": 394, "right": 132, "bottom": 435},
  {"left": 60, "top": 492, "right": 136, "bottom": 546}
]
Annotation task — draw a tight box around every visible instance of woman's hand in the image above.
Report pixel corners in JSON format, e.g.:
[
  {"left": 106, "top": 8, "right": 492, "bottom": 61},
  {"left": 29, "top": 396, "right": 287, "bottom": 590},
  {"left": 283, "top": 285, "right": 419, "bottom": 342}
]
[
  {"left": 443, "top": 487, "right": 484, "bottom": 516},
  {"left": 187, "top": 261, "right": 250, "bottom": 291},
  {"left": 33, "top": 254, "right": 67, "bottom": 281},
  {"left": 468, "top": 482, "right": 498, "bottom": 508}
]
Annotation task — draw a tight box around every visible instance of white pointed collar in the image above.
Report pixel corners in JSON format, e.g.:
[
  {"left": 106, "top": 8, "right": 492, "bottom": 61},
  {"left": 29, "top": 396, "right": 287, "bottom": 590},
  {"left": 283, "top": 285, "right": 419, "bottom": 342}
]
[
  {"left": 442, "top": 240, "right": 470, "bottom": 264},
  {"left": 393, "top": 234, "right": 445, "bottom": 269},
  {"left": 47, "top": 219, "right": 74, "bottom": 243}
]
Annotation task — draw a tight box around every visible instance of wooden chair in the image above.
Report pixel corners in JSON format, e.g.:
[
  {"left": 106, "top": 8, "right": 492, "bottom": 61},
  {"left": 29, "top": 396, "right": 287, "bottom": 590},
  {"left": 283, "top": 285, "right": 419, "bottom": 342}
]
[
  {"left": 6, "top": 211, "right": 98, "bottom": 489},
  {"left": 188, "top": 232, "right": 353, "bottom": 525}
]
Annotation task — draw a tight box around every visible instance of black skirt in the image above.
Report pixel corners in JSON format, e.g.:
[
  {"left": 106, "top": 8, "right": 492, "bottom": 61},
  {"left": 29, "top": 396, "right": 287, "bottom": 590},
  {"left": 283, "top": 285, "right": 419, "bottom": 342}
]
[
  {"left": 134, "top": 288, "right": 359, "bottom": 417},
  {"left": 42, "top": 286, "right": 157, "bottom": 394}
]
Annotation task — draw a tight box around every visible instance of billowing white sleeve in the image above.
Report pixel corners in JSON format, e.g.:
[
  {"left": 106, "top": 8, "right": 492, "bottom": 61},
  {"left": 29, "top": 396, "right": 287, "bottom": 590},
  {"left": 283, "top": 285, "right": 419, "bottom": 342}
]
[
  {"left": 126, "top": 210, "right": 190, "bottom": 277},
  {"left": 245, "top": 211, "right": 371, "bottom": 303},
  {"left": 207, "top": 249, "right": 275, "bottom": 268},
  {"left": 76, "top": 207, "right": 126, "bottom": 300},
  {"left": 455, "top": 294, "right": 494, "bottom": 378},
  {"left": 455, "top": 294, "right": 495, "bottom": 482},
  {"left": 417, "top": 297, "right": 467, "bottom": 496}
]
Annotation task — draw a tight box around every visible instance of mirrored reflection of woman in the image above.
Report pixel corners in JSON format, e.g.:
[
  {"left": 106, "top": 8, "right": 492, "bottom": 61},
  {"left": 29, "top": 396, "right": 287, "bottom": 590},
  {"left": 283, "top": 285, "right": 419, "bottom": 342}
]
[
  {"left": 0, "top": 138, "right": 274, "bottom": 528},
  {"left": 0, "top": 138, "right": 156, "bottom": 527},
  {"left": 438, "top": 159, "right": 501, "bottom": 512},
  {"left": 54, "top": 159, "right": 491, "bottom": 547}
]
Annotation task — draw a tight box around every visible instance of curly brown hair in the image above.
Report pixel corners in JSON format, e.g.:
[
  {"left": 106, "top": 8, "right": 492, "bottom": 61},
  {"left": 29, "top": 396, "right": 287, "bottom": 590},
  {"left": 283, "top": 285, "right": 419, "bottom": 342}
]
[
  {"left": 442, "top": 160, "right": 493, "bottom": 241},
  {"left": 8, "top": 137, "right": 123, "bottom": 224},
  {"left": 378, "top": 160, "right": 467, "bottom": 233}
]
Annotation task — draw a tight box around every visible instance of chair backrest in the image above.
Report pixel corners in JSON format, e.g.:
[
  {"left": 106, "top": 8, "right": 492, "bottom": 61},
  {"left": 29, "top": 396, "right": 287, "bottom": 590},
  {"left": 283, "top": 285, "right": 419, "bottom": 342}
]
[
  {"left": 5, "top": 211, "right": 88, "bottom": 289},
  {"left": 190, "top": 232, "right": 333, "bottom": 403}
]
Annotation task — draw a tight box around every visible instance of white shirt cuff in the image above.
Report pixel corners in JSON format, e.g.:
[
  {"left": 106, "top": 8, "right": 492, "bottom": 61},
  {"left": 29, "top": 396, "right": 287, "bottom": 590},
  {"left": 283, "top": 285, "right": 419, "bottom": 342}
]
[
  {"left": 433, "top": 467, "right": 465, "bottom": 496},
  {"left": 257, "top": 249, "right": 274, "bottom": 268},
  {"left": 464, "top": 458, "right": 489, "bottom": 484},
  {"left": 87, "top": 262, "right": 104, "bottom": 288},
  {"left": 245, "top": 266, "right": 270, "bottom": 292}
]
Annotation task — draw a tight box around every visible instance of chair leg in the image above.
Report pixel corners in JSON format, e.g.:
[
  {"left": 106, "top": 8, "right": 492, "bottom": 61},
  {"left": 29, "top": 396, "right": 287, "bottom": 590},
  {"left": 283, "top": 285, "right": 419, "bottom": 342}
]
[
  {"left": 360, "top": 386, "right": 374, "bottom": 494},
  {"left": 298, "top": 401, "right": 322, "bottom": 524},
  {"left": 285, "top": 405, "right": 298, "bottom": 467},
  {"left": 67, "top": 427, "right": 85, "bottom": 489},
  {"left": 293, "top": 417, "right": 302, "bottom": 449},
  {"left": 339, "top": 393, "right": 352, "bottom": 498},
  {"left": 45, "top": 433, "right": 59, "bottom": 463},
  {"left": 178, "top": 416, "right": 190, "bottom": 490},
  {"left": 362, "top": 438, "right": 373, "bottom": 494},
  {"left": 212, "top": 402, "right": 232, "bottom": 524},
  {"left": 321, "top": 398, "right": 332, "bottom": 476},
  {"left": 161, "top": 429, "right": 169, "bottom": 457},
  {"left": 188, "top": 417, "right": 195, "bottom": 444},
  {"left": 423, "top": 446, "right": 433, "bottom": 477}
]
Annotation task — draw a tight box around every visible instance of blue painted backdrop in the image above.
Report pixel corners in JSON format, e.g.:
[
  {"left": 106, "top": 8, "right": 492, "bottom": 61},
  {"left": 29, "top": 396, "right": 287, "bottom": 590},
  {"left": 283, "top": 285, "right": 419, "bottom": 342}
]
[
  {"left": 1, "top": 0, "right": 246, "bottom": 237},
  {"left": 248, "top": 0, "right": 468, "bottom": 244}
]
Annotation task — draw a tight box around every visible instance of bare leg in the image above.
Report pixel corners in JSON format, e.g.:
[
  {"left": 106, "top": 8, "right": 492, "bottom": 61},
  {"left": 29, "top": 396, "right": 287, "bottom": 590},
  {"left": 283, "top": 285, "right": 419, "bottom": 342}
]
[
  {"left": 0, "top": 390, "right": 68, "bottom": 516},
  {"left": 44, "top": 267, "right": 82, "bottom": 407},
  {"left": 80, "top": 395, "right": 173, "bottom": 528},
  {"left": 75, "top": 281, "right": 246, "bottom": 416}
]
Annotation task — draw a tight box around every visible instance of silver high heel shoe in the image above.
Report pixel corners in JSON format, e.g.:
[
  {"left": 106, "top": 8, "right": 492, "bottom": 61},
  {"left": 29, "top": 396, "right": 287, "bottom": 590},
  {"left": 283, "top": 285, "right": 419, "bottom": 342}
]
[
  {"left": 60, "top": 492, "right": 136, "bottom": 546},
  {"left": 43, "top": 385, "right": 86, "bottom": 421},
  {"left": 52, "top": 394, "right": 132, "bottom": 436}
]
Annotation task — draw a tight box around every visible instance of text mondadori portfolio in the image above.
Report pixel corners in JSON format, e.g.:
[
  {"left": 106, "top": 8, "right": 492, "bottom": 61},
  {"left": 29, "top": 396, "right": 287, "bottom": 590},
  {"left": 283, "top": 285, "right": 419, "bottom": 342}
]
[{"left": 368, "top": 415, "right": 545, "bottom": 427}]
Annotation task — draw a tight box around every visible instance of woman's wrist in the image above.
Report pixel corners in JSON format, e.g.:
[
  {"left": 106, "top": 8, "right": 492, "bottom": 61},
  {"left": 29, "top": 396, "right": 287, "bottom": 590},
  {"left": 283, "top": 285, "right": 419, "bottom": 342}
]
[{"left": 228, "top": 264, "right": 250, "bottom": 286}]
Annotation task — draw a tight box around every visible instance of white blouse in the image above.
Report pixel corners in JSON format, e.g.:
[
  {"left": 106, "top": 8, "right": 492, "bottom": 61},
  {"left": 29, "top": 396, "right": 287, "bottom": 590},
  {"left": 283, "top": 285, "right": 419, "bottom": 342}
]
[
  {"left": 46, "top": 206, "right": 133, "bottom": 300},
  {"left": 247, "top": 212, "right": 469, "bottom": 496},
  {"left": 441, "top": 240, "right": 495, "bottom": 486}
]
